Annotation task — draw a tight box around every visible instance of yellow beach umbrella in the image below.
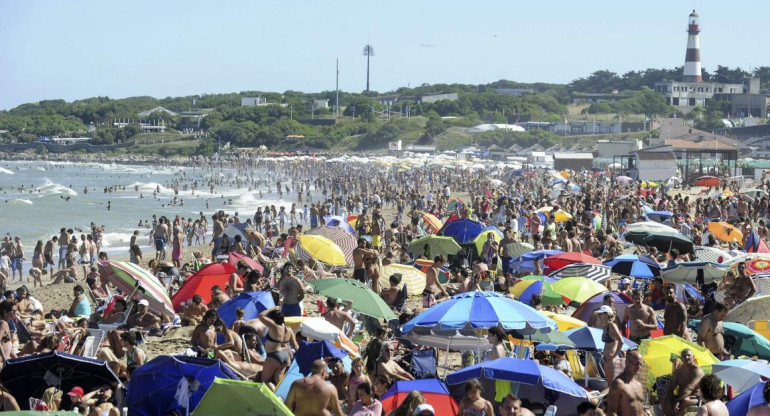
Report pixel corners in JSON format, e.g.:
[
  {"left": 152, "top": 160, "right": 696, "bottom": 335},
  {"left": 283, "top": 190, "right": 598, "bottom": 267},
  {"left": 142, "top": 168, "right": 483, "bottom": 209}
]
[
  {"left": 551, "top": 277, "right": 608, "bottom": 304},
  {"left": 542, "top": 311, "right": 587, "bottom": 332},
  {"left": 296, "top": 235, "right": 346, "bottom": 266},
  {"left": 637, "top": 335, "right": 718, "bottom": 387},
  {"left": 379, "top": 263, "right": 427, "bottom": 295},
  {"left": 473, "top": 230, "right": 502, "bottom": 255},
  {"left": 707, "top": 221, "right": 743, "bottom": 243},
  {"left": 421, "top": 212, "right": 443, "bottom": 233},
  {"left": 535, "top": 206, "right": 573, "bottom": 223}
]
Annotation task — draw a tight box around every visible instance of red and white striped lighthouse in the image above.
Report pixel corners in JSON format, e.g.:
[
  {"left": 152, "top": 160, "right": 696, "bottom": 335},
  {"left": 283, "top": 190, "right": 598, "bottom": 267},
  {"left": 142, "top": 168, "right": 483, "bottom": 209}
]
[{"left": 682, "top": 10, "right": 702, "bottom": 83}]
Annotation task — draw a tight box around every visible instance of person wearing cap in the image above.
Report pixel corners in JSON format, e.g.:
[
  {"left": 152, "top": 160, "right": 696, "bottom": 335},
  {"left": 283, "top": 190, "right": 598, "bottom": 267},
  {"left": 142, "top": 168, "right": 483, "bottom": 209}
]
[
  {"left": 66, "top": 386, "right": 84, "bottom": 410},
  {"left": 588, "top": 293, "right": 620, "bottom": 329},
  {"left": 618, "top": 278, "right": 633, "bottom": 297},
  {"left": 597, "top": 304, "right": 623, "bottom": 382},
  {"left": 127, "top": 299, "right": 160, "bottom": 331}
]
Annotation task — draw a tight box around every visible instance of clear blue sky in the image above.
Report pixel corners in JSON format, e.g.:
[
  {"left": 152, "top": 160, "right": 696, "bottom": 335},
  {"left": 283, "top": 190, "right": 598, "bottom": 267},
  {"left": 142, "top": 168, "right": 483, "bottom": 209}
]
[{"left": 1, "top": 0, "right": 766, "bottom": 110}]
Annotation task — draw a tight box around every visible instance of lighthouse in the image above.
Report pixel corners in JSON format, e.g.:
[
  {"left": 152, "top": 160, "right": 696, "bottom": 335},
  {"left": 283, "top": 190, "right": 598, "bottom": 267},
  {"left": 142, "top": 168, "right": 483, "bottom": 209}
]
[{"left": 682, "top": 10, "right": 702, "bottom": 83}]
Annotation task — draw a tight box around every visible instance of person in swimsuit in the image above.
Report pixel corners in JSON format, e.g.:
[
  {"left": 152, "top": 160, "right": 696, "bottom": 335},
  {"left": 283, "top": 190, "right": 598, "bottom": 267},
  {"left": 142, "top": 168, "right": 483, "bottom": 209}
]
[
  {"left": 259, "top": 306, "right": 298, "bottom": 391},
  {"left": 456, "top": 378, "right": 494, "bottom": 416},
  {"left": 217, "top": 332, "right": 265, "bottom": 380},
  {"left": 597, "top": 305, "right": 623, "bottom": 383}
]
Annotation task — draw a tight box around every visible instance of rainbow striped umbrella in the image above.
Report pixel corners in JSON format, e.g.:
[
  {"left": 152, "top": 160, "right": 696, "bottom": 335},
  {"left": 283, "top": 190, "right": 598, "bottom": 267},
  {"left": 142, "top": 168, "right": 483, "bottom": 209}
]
[{"left": 98, "top": 260, "right": 174, "bottom": 318}]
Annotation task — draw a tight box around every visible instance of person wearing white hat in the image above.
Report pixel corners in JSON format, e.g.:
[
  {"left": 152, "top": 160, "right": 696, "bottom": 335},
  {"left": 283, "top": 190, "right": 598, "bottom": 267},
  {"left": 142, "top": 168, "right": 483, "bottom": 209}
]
[
  {"left": 597, "top": 304, "right": 623, "bottom": 382},
  {"left": 619, "top": 278, "right": 633, "bottom": 297},
  {"left": 413, "top": 403, "right": 435, "bottom": 416},
  {"left": 127, "top": 299, "right": 160, "bottom": 331}
]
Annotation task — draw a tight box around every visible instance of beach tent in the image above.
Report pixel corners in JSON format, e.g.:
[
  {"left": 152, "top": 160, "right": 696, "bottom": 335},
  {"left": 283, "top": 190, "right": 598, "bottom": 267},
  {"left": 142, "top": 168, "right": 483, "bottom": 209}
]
[
  {"left": 217, "top": 291, "right": 274, "bottom": 327},
  {"left": 274, "top": 340, "right": 352, "bottom": 400},
  {"left": 0, "top": 351, "right": 124, "bottom": 410},
  {"left": 171, "top": 263, "right": 236, "bottom": 312},
  {"left": 192, "top": 378, "right": 293, "bottom": 416},
  {"left": 439, "top": 218, "right": 484, "bottom": 244},
  {"left": 509, "top": 250, "right": 564, "bottom": 274},
  {"left": 223, "top": 223, "right": 249, "bottom": 244},
  {"left": 446, "top": 357, "right": 588, "bottom": 413},
  {"left": 127, "top": 355, "right": 239, "bottom": 416},
  {"left": 381, "top": 379, "right": 459, "bottom": 415}
]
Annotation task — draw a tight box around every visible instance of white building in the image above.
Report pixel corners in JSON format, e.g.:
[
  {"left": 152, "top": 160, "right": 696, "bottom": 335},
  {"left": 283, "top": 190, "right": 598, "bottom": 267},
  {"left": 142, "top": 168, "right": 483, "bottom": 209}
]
[
  {"left": 598, "top": 140, "right": 642, "bottom": 158},
  {"left": 634, "top": 150, "right": 678, "bottom": 181}
]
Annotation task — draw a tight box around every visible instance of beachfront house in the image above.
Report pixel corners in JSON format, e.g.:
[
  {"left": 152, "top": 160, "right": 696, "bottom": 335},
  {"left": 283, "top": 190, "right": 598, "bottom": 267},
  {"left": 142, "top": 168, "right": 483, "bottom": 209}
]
[{"left": 634, "top": 149, "right": 678, "bottom": 181}]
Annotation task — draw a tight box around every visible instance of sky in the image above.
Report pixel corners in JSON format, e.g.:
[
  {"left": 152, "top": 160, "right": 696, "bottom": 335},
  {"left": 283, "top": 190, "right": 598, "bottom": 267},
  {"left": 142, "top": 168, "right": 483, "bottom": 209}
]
[{"left": 1, "top": 0, "right": 768, "bottom": 110}]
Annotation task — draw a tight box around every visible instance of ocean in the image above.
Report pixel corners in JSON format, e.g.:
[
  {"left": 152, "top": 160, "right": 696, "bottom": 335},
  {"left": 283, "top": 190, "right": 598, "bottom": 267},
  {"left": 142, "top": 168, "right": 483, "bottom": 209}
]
[{"left": 0, "top": 160, "right": 302, "bottom": 272}]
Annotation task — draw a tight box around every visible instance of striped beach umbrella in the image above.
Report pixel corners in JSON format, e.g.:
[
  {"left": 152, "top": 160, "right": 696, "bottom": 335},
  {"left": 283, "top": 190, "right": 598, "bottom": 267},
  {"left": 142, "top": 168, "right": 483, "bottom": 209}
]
[
  {"left": 305, "top": 226, "right": 356, "bottom": 266},
  {"left": 380, "top": 263, "right": 427, "bottom": 295},
  {"left": 98, "top": 260, "right": 174, "bottom": 318}
]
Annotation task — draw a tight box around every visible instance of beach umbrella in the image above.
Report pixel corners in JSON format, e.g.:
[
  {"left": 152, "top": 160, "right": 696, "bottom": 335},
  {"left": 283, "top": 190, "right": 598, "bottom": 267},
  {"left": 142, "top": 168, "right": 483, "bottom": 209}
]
[
  {"left": 473, "top": 230, "right": 503, "bottom": 256},
  {"left": 542, "top": 311, "right": 587, "bottom": 332},
  {"left": 379, "top": 263, "right": 427, "bottom": 295},
  {"left": 543, "top": 252, "right": 600, "bottom": 273},
  {"left": 637, "top": 336, "right": 719, "bottom": 387},
  {"left": 227, "top": 252, "right": 263, "bottom": 274},
  {"left": 551, "top": 277, "right": 608, "bottom": 304},
  {"left": 725, "top": 295, "right": 770, "bottom": 325},
  {"left": 711, "top": 360, "right": 770, "bottom": 392},
  {"left": 381, "top": 379, "right": 459, "bottom": 415},
  {"left": 624, "top": 229, "right": 654, "bottom": 245},
  {"left": 445, "top": 357, "right": 588, "bottom": 399},
  {"left": 695, "top": 176, "right": 720, "bottom": 187},
  {"left": 98, "top": 260, "right": 175, "bottom": 318},
  {"left": 694, "top": 246, "right": 734, "bottom": 264},
  {"left": 323, "top": 215, "right": 355, "bottom": 233},
  {"left": 746, "top": 258, "right": 770, "bottom": 274},
  {"left": 603, "top": 254, "right": 660, "bottom": 279},
  {"left": 660, "top": 261, "right": 728, "bottom": 284},
  {"left": 510, "top": 327, "right": 575, "bottom": 348},
  {"left": 743, "top": 188, "right": 767, "bottom": 199},
  {"left": 307, "top": 278, "right": 396, "bottom": 320},
  {"left": 296, "top": 235, "right": 347, "bottom": 266},
  {"left": 0, "top": 351, "right": 124, "bottom": 410},
  {"left": 421, "top": 212, "right": 444, "bottom": 232},
  {"left": 447, "top": 199, "right": 463, "bottom": 211},
  {"left": 192, "top": 378, "right": 293, "bottom": 416},
  {"left": 305, "top": 225, "right": 356, "bottom": 266},
  {"left": 548, "top": 263, "right": 612, "bottom": 282},
  {"left": 290, "top": 317, "right": 359, "bottom": 355},
  {"left": 413, "top": 258, "right": 451, "bottom": 284},
  {"left": 439, "top": 218, "right": 484, "bottom": 244},
  {"left": 708, "top": 222, "right": 744, "bottom": 243},
  {"left": 564, "top": 326, "right": 637, "bottom": 352},
  {"left": 506, "top": 242, "right": 534, "bottom": 259},
  {"left": 407, "top": 235, "right": 462, "bottom": 258},
  {"left": 626, "top": 221, "right": 679, "bottom": 233},
  {"left": 217, "top": 291, "right": 274, "bottom": 328},
  {"left": 509, "top": 250, "right": 564, "bottom": 273},
  {"left": 643, "top": 231, "right": 694, "bottom": 254},
  {"left": 401, "top": 291, "right": 557, "bottom": 332},
  {"left": 572, "top": 292, "right": 633, "bottom": 323},
  {"left": 171, "top": 263, "right": 236, "bottom": 312},
  {"left": 616, "top": 175, "right": 633, "bottom": 183},
  {"left": 535, "top": 207, "right": 573, "bottom": 222},
  {"left": 127, "top": 355, "right": 239, "bottom": 416},
  {"left": 727, "top": 380, "right": 767, "bottom": 416},
  {"left": 509, "top": 278, "right": 565, "bottom": 306}
]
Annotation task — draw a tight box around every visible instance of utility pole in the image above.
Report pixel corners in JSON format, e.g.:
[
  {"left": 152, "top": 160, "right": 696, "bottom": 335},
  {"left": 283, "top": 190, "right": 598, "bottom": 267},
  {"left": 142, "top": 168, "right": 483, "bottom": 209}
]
[
  {"left": 362, "top": 44, "right": 374, "bottom": 93},
  {"left": 335, "top": 59, "right": 340, "bottom": 118}
]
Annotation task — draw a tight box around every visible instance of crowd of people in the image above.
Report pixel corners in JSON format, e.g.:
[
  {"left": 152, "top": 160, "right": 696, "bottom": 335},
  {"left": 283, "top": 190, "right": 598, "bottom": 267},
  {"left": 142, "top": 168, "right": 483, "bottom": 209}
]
[{"left": 1, "top": 155, "right": 770, "bottom": 416}]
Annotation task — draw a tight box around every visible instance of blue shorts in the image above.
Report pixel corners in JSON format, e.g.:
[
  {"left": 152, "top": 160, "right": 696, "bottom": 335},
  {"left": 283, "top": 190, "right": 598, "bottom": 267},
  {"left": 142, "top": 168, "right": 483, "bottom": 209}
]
[
  {"left": 11, "top": 256, "right": 22, "bottom": 271},
  {"left": 154, "top": 237, "right": 166, "bottom": 251},
  {"left": 281, "top": 302, "right": 302, "bottom": 317}
]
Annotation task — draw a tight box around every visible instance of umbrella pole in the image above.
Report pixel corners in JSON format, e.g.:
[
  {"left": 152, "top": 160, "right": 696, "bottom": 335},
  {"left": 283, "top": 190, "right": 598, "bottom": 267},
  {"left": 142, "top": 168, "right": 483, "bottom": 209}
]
[{"left": 444, "top": 338, "right": 452, "bottom": 381}]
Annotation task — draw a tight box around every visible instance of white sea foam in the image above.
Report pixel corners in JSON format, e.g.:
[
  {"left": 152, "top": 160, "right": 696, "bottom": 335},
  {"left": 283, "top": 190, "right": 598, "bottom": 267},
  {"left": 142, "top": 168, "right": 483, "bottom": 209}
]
[
  {"left": 38, "top": 179, "right": 78, "bottom": 197},
  {"left": 99, "top": 231, "right": 136, "bottom": 248},
  {"left": 10, "top": 198, "right": 33, "bottom": 205},
  {"left": 0, "top": 167, "right": 14, "bottom": 175}
]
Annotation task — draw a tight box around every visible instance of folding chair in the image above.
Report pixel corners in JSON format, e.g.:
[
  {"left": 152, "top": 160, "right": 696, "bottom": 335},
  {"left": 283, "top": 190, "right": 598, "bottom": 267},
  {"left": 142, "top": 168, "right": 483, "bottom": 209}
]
[
  {"left": 80, "top": 328, "right": 106, "bottom": 358},
  {"left": 98, "top": 302, "right": 133, "bottom": 332},
  {"left": 410, "top": 348, "right": 438, "bottom": 379}
]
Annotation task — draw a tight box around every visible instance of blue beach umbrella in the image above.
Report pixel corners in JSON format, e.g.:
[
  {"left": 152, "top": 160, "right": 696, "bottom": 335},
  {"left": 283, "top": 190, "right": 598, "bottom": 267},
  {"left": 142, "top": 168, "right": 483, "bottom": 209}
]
[
  {"left": 727, "top": 381, "right": 767, "bottom": 416},
  {"left": 400, "top": 291, "right": 557, "bottom": 333},
  {"left": 603, "top": 254, "right": 661, "bottom": 279},
  {"left": 439, "top": 218, "right": 484, "bottom": 244},
  {"left": 509, "top": 249, "right": 564, "bottom": 273},
  {"left": 323, "top": 216, "right": 355, "bottom": 233},
  {"left": 713, "top": 360, "right": 770, "bottom": 392},
  {"left": 564, "top": 326, "right": 638, "bottom": 351},
  {"left": 217, "top": 291, "right": 275, "bottom": 327}
]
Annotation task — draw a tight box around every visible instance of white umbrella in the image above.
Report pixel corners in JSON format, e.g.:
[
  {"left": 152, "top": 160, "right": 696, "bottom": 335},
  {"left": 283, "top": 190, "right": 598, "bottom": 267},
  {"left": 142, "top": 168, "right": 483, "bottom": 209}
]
[
  {"left": 626, "top": 221, "right": 679, "bottom": 234},
  {"left": 712, "top": 359, "right": 770, "bottom": 392},
  {"left": 660, "top": 261, "right": 729, "bottom": 284},
  {"left": 694, "top": 246, "right": 734, "bottom": 264},
  {"left": 403, "top": 327, "right": 492, "bottom": 352},
  {"left": 616, "top": 176, "right": 633, "bottom": 183}
]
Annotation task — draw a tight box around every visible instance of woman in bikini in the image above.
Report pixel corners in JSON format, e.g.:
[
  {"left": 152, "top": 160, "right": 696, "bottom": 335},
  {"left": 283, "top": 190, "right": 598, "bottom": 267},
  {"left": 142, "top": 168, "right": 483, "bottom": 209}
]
[
  {"left": 217, "top": 332, "right": 265, "bottom": 380},
  {"left": 259, "top": 306, "right": 298, "bottom": 391}
]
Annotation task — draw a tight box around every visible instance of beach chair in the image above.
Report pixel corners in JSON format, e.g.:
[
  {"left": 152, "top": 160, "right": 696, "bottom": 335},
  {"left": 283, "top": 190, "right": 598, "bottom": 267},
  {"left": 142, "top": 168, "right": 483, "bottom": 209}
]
[
  {"left": 79, "top": 328, "right": 106, "bottom": 359},
  {"left": 98, "top": 302, "right": 133, "bottom": 332},
  {"left": 410, "top": 348, "right": 438, "bottom": 379}
]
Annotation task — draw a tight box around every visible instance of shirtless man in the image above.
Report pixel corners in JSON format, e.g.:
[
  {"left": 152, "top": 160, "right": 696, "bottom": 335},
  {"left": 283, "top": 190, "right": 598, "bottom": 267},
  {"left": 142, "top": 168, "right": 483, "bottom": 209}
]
[
  {"left": 698, "top": 302, "right": 729, "bottom": 359},
  {"left": 663, "top": 285, "right": 688, "bottom": 339},
  {"left": 171, "top": 226, "right": 183, "bottom": 268},
  {"left": 153, "top": 218, "right": 170, "bottom": 261},
  {"left": 211, "top": 213, "right": 224, "bottom": 258},
  {"left": 622, "top": 291, "right": 657, "bottom": 344},
  {"left": 696, "top": 374, "right": 728, "bottom": 416},
  {"left": 424, "top": 255, "right": 449, "bottom": 307},
  {"left": 58, "top": 228, "right": 70, "bottom": 269},
  {"left": 606, "top": 350, "right": 647, "bottom": 416},
  {"left": 322, "top": 297, "right": 356, "bottom": 338},
  {"left": 278, "top": 263, "right": 304, "bottom": 317},
  {"left": 10, "top": 236, "right": 24, "bottom": 283},
  {"left": 663, "top": 349, "right": 704, "bottom": 416},
  {"left": 498, "top": 394, "right": 535, "bottom": 416},
  {"left": 380, "top": 274, "right": 402, "bottom": 307},
  {"left": 352, "top": 238, "right": 377, "bottom": 284},
  {"left": 285, "top": 359, "right": 343, "bottom": 416},
  {"left": 246, "top": 228, "right": 266, "bottom": 254},
  {"left": 376, "top": 341, "right": 414, "bottom": 381},
  {"left": 191, "top": 310, "right": 218, "bottom": 358},
  {"left": 296, "top": 259, "right": 318, "bottom": 281},
  {"left": 208, "top": 286, "right": 230, "bottom": 309},
  {"left": 730, "top": 262, "right": 757, "bottom": 304},
  {"left": 499, "top": 228, "right": 517, "bottom": 275},
  {"left": 183, "top": 294, "right": 208, "bottom": 324},
  {"left": 127, "top": 300, "right": 160, "bottom": 330}
]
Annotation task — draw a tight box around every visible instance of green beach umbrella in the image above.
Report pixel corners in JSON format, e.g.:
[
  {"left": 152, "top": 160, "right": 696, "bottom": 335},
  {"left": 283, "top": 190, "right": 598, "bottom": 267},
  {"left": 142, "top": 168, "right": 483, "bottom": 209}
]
[
  {"left": 193, "top": 378, "right": 293, "bottom": 416},
  {"left": 510, "top": 327, "right": 576, "bottom": 348},
  {"left": 643, "top": 231, "right": 694, "bottom": 254},
  {"left": 308, "top": 278, "right": 397, "bottom": 320},
  {"left": 408, "top": 235, "right": 462, "bottom": 258},
  {"left": 689, "top": 319, "right": 770, "bottom": 360}
]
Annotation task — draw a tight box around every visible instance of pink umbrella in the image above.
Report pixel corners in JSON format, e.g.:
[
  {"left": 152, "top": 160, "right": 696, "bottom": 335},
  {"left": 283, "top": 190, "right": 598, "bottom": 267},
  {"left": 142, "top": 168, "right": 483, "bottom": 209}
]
[
  {"left": 616, "top": 176, "right": 633, "bottom": 183},
  {"left": 228, "top": 252, "right": 263, "bottom": 274}
]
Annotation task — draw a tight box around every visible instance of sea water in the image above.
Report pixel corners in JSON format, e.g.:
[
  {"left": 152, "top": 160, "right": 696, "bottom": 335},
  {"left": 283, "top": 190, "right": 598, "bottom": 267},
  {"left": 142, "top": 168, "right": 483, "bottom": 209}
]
[{"left": 0, "top": 160, "right": 304, "bottom": 272}]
